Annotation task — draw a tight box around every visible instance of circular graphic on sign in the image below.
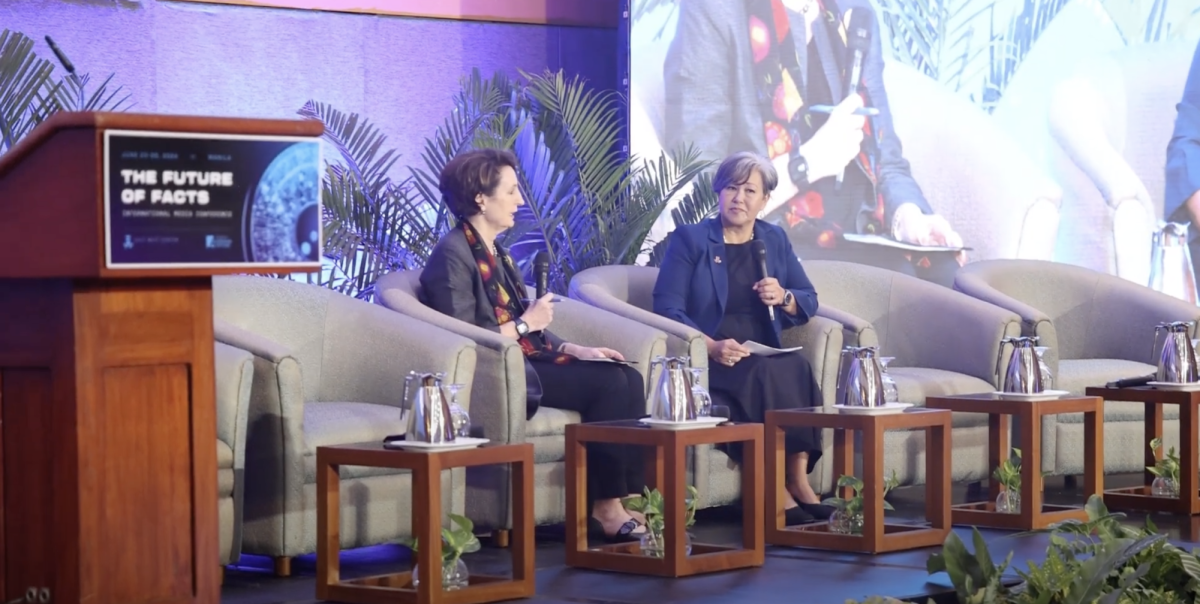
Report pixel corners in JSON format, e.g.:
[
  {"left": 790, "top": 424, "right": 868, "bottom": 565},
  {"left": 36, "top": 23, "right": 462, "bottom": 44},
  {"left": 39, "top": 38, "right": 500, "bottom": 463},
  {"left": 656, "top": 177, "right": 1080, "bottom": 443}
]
[{"left": 247, "top": 142, "right": 320, "bottom": 263}]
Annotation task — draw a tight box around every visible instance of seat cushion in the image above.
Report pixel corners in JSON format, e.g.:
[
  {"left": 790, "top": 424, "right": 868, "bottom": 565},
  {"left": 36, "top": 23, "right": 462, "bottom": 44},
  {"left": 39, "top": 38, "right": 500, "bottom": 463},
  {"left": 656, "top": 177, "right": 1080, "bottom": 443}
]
[
  {"left": 526, "top": 406, "right": 582, "bottom": 464},
  {"left": 303, "top": 401, "right": 410, "bottom": 482},
  {"left": 890, "top": 367, "right": 994, "bottom": 427},
  {"left": 1055, "top": 359, "right": 1173, "bottom": 424},
  {"left": 217, "top": 439, "right": 235, "bottom": 499}
]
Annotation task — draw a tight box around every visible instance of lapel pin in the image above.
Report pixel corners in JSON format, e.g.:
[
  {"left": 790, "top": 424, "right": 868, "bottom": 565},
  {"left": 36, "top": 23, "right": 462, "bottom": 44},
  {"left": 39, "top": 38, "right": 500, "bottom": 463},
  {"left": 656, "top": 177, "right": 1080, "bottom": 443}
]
[{"left": 714, "top": 256, "right": 722, "bottom": 264}]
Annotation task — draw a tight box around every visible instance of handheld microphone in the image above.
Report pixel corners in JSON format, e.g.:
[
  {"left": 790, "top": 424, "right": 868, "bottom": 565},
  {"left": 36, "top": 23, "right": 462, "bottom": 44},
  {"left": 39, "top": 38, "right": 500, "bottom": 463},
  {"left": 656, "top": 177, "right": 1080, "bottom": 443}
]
[
  {"left": 750, "top": 240, "right": 774, "bottom": 321},
  {"left": 534, "top": 251, "right": 550, "bottom": 300},
  {"left": 44, "top": 36, "right": 76, "bottom": 75},
  {"left": 836, "top": 9, "right": 873, "bottom": 190},
  {"left": 1105, "top": 374, "right": 1154, "bottom": 389}
]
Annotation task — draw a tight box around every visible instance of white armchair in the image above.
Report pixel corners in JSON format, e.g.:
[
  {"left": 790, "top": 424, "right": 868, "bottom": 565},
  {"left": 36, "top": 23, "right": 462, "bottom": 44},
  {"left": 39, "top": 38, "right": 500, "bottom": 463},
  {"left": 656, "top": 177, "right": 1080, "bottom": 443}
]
[
  {"left": 215, "top": 341, "right": 253, "bottom": 571},
  {"left": 212, "top": 276, "right": 477, "bottom": 576}
]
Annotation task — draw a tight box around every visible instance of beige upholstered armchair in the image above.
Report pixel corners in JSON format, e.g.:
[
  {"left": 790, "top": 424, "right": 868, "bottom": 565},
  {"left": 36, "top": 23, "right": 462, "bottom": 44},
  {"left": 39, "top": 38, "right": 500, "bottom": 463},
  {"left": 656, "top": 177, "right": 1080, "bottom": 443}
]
[
  {"left": 215, "top": 341, "right": 253, "bottom": 572},
  {"left": 954, "top": 259, "right": 1200, "bottom": 476},
  {"left": 374, "top": 270, "right": 668, "bottom": 534},
  {"left": 212, "top": 276, "right": 477, "bottom": 576},
  {"left": 804, "top": 261, "right": 1023, "bottom": 486},
  {"left": 568, "top": 264, "right": 845, "bottom": 500}
]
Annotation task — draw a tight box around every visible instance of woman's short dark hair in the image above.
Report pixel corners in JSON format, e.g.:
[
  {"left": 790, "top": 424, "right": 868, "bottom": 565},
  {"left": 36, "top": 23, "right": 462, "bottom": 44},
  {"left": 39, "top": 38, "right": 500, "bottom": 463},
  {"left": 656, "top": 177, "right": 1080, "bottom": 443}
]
[{"left": 439, "top": 149, "right": 519, "bottom": 219}]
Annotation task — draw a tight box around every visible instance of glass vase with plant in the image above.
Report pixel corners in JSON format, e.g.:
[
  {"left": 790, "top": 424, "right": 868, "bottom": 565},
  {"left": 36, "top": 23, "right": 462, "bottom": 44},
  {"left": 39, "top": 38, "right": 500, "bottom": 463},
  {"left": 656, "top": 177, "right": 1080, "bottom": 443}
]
[
  {"left": 1148, "top": 437, "right": 1181, "bottom": 498},
  {"left": 822, "top": 471, "right": 900, "bottom": 535},
  {"left": 622, "top": 485, "right": 699, "bottom": 557},
  {"left": 992, "top": 448, "right": 1023, "bottom": 514},
  {"left": 407, "top": 513, "right": 480, "bottom": 591}
]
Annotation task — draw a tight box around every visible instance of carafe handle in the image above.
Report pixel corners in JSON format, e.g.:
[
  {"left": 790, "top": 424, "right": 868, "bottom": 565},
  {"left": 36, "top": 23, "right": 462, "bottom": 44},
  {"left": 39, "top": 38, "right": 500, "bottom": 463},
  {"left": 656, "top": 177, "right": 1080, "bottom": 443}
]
[{"left": 995, "top": 339, "right": 1011, "bottom": 389}]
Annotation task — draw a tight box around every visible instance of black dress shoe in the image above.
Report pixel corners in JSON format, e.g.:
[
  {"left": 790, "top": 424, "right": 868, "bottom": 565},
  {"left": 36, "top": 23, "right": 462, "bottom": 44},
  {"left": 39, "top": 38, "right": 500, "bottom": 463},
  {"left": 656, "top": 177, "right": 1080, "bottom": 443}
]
[
  {"left": 784, "top": 506, "right": 817, "bottom": 526},
  {"left": 799, "top": 502, "right": 836, "bottom": 520},
  {"left": 587, "top": 517, "right": 642, "bottom": 543}
]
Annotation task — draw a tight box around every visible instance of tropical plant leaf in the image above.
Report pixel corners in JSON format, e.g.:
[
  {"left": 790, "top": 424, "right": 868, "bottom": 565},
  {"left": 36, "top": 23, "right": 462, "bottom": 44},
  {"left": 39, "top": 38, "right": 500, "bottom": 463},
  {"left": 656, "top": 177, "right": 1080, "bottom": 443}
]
[{"left": 0, "top": 30, "right": 60, "bottom": 155}]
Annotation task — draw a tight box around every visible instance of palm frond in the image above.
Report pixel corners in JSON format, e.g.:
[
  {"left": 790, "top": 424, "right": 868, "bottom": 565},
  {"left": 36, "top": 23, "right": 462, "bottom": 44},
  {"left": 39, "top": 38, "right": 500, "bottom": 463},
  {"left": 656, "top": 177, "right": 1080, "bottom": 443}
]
[
  {"left": 0, "top": 30, "right": 60, "bottom": 155},
  {"left": 645, "top": 170, "right": 718, "bottom": 267},
  {"left": 298, "top": 100, "right": 400, "bottom": 203}
]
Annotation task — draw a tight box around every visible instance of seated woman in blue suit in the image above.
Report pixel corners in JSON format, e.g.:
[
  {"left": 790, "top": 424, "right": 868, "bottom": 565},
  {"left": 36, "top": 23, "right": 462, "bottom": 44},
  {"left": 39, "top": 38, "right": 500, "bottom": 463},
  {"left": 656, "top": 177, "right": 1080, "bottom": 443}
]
[{"left": 653, "top": 151, "right": 828, "bottom": 525}]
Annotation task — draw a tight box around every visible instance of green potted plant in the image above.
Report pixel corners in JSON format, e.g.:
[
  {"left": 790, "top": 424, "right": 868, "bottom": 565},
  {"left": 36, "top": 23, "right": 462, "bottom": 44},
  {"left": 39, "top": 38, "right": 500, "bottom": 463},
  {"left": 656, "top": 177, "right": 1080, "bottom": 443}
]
[
  {"left": 406, "top": 513, "right": 480, "bottom": 591},
  {"left": 821, "top": 471, "right": 900, "bottom": 535},
  {"left": 622, "top": 485, "right": 699, "bottom": 558},
  {"left": 992, "top": 448, "right": 1022, "bottom": 514},
  {"left": 1148, "top": 437, "right": 1181, "bottom": 498}
]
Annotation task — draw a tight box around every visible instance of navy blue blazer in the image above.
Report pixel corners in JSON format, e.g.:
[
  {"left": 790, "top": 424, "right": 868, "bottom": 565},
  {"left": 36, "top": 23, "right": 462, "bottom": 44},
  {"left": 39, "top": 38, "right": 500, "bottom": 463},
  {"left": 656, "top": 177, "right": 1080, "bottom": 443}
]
[
  {"left": 652, "top": 219, "right": 819, "bottom": 348},
  {"left": 1166, "top": 38, "right": 1200, "bottom": 230}
]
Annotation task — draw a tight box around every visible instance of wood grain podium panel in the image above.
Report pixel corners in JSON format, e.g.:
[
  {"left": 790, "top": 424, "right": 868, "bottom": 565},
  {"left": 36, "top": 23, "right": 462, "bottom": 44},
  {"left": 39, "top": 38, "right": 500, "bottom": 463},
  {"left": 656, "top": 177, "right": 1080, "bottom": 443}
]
[{"left": 0, "top": 278, "right": 218, "bottom": 604}]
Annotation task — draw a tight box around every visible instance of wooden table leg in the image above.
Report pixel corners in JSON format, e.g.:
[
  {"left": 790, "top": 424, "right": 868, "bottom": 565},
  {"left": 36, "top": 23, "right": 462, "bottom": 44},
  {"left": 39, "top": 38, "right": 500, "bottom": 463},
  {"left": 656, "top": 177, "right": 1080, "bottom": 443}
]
[
  {"left": 1146, "top": 403, "right": 1164, "bottom": 487},
  {"left": 742, "top": 430, "right": 764, "bottom": 563},
  {"left": 988, "top": 413, "right": 1009, "bottom": 500},
  {"left": 833, "top": 427, "right": 853, "bottom": 499},
  {"left": 1019, "top": 407, "right": 1041, "bottom": 528},
  {"left": 863, "top": 423, "right": 884, "bottom": 553},
  {"left": 926, "top": 423, "right": 950, "bottom": 531},
  {"left": 511, "top": 452, "right": 535, "bottom": 595},
  {"left": 414, "top": 454, "right": 443, "bottom": 604},
  {"left": 315, "top": 453, "right": 339, "bottom": 601},
  {"left": 664, "top": 440, "right": 686, "bottom": 576},
  {"left": 1083, "top": 403, "right": 1104, "bottom": 500},
  {"left": 765, "top": 421, "right": 785, "bottom": 532},
  {"left": 1181, "top": 403, "right": 1199, "bottom": 514},
  {"left": 565, "top": 429, "right": 588, "bottom": 562}
]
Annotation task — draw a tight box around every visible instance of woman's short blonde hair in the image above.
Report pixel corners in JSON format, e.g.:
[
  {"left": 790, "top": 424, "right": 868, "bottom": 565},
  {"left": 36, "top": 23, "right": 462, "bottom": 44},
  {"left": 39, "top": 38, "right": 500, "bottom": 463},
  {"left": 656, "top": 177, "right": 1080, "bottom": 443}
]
[{"left": 712, "top": 151, "right": 778, "bottom": 194}]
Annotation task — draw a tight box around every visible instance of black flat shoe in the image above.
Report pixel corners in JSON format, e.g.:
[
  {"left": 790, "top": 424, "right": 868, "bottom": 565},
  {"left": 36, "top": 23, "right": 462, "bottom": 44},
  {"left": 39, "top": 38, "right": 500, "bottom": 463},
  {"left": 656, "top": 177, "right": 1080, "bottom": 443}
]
[
  {"left": 587, "top": 517, "right": 642, "bottom": 543},
  {"left": 784, "top": 506, "right": 817, "bottom": 526},
  {"left": 799, "top": 502, "right": 836, "bottom": 520}
]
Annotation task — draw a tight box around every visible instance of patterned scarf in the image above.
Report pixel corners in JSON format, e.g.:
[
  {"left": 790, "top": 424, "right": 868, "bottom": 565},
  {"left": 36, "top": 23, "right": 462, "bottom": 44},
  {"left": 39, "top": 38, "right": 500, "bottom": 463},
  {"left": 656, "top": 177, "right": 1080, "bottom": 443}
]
[
  {"left": 460, "top": 221, "right": 573, "bottom": 363},
  {"left": 746, "top": 0, "right": 887, "bottom": 245}
]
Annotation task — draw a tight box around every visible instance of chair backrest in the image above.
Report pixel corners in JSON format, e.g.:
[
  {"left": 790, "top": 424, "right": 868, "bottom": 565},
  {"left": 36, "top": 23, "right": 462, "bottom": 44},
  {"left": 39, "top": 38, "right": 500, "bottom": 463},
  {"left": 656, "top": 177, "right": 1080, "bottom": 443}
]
[
  {"left": 803, "top": 260, "right": 899, "bottom": 343},
  {"left": 955, "top": 259, "right": 1200, "bottom": 362},
  {"left": 571, "top": 264, "right": 659, "bottom": 311},
  {"left": 213, "top": 276, "right": 332, "bottom": 403}
]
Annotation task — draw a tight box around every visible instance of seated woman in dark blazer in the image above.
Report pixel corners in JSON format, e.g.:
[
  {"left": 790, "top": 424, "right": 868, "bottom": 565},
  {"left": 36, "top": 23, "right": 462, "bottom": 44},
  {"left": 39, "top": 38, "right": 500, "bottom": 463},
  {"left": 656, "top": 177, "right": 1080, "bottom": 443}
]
[
  {"left": 653, "top": 151, "right": 830, "bottom": 525},
  {"left": 421, "top": 149, "right": 646, "bottom": 541}
]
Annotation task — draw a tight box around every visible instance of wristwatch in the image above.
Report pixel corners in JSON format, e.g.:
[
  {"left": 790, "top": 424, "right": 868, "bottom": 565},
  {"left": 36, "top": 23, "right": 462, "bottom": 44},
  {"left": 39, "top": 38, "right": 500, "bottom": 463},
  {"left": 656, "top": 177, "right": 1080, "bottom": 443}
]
[
  {"left": 514, "top": 319, "right": 530, "bottom": 336},
  {"left": 782, "top": 291, "right": 795, "bottom": 308},
  {"left": 788, "top": 153, "right": 811, "bottom": 189}
]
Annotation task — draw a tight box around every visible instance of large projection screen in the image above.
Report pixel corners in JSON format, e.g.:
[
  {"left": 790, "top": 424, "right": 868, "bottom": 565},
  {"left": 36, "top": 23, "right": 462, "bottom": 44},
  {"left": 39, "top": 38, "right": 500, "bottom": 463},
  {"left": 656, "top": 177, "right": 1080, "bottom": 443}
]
[{"left": 632, "top": 0, "right": 1200, "bottom": 297}]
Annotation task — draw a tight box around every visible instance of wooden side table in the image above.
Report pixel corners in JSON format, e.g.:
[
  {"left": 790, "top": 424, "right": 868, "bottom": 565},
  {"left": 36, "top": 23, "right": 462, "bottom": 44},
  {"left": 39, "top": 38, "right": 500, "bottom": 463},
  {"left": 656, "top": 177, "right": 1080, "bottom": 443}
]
[
  {"left": 315, "top": 442, "right": 535, "bottom": 604},
  {"left": 564, "top": 420, "right": 764, "bottom": 578},
  {"left": 926, "top": 393, "right": 1104, "bottom": 530},
  {"left": 1085, "top": 386, "right": 1200, "bottom": 515},
  {"left": 764, "top": 407, "right": 951, "bottom": 554}
]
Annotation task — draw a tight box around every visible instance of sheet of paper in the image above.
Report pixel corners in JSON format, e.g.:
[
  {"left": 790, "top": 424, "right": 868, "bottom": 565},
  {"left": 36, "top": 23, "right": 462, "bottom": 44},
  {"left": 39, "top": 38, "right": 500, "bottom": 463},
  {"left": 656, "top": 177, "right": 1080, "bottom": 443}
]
[
  {"left": 842, "top": 233, "right": 968, "bottom": 253},
  {"left": 576, "top": 357, "right": 638, "bottom": 365},
  {"left": 742, "top": 341, "right": 804, "bottom": 357}
]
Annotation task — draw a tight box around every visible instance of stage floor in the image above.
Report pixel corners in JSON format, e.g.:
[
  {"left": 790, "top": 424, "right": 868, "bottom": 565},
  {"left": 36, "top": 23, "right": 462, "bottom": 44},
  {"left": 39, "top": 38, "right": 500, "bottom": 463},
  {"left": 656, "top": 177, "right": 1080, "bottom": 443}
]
[{"left": 221, "top": 474, "right": 1200, "bottom": 604}]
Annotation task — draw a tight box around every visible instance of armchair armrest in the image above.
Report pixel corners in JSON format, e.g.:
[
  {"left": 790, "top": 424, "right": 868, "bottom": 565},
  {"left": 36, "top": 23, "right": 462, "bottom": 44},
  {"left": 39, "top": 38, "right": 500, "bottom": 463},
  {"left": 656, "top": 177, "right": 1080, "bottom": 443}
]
[
  {"left": 214, "top": 318, "right": 295, "bottom": 364},
  {"left": 781, "top": 315, "right": 844, "bottom": 409},
  {"left": 815, "top": 306, "right": 878, "bottom": 349},
  {"left": 548, "top": 296, "right": 669, "bottom": 407},
  {"left": 214, "top": 341, "right": 254, "bottom": 452},
  {"left": 570, "top": 281, "right": 708, "bottom": 365},
  {"left": 374, "top": 278, "right": 529, "bottom": 448},
  {"left": 889, "top": 283, "right": 1022, "bottom": 386},
  {"left": 953, "top": 273, "right": 1060, "bottom": 372},
  {"left": 1089, "top": 278, "right": 1200, "bottom": 364}
]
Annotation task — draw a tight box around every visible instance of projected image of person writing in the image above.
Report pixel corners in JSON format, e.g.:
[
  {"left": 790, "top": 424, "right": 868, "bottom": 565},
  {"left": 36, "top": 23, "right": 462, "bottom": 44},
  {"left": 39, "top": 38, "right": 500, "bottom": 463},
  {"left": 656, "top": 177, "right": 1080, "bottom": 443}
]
[
  {"left": 664, "top": 0, "right": 964, "bottom": 285},
  {"left": 1165, "top": 38, "right": 1200, "bottom": 284}
]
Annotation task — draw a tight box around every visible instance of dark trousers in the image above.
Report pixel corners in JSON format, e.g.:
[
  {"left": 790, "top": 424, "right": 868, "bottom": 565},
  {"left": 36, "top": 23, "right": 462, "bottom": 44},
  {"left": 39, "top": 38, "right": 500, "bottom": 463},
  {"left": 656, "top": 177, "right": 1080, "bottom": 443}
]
[{"left": 531, "top": 361, "right": 646, "bottom": 502}]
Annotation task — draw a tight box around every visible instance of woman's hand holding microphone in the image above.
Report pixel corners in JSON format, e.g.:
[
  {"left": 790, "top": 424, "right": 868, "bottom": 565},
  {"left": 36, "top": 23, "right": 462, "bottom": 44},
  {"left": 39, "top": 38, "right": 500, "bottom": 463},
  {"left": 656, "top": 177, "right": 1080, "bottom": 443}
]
[{"left": 520, "top": 292, "right": 556, "bottom": 332}]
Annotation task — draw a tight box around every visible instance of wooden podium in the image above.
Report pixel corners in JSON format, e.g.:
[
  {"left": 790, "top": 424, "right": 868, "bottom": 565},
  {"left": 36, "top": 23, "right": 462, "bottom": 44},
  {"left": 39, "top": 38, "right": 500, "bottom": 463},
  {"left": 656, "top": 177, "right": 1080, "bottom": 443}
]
[{"left": 0, "top": 112, "right": 322, "bottom": 604}]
